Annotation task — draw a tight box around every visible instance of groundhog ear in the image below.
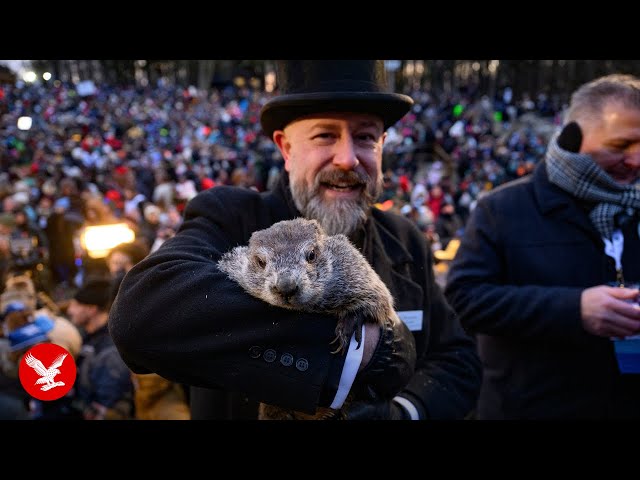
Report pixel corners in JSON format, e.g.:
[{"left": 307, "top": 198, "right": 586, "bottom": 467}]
[
  {"left": 218, "top": 246, "right": 249, "bottom": 275},
  {"left": 332, "top": 234, "right": 350, "bottom": 243},
  {"left": 307, "top": 219, "right": 324, "bottom": 235}
]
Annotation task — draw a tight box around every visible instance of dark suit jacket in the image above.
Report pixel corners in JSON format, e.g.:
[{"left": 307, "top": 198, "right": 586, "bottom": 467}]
[
  {"left": 109, "top": 172, "right": 480, "bottom": 418},
  {"left": 445, "top": 161, "right": 640, "bottom": 419}
]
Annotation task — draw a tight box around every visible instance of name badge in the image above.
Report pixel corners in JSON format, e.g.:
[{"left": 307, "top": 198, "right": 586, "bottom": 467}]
[
  {"left": 613, "top": 335, "right": 640, "bottom": 374},
  {"left": 397, "top": 310, "right": 423, "bottom": 331}
]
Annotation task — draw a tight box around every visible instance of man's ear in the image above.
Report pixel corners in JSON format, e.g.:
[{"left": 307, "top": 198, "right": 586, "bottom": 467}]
[
  {"left": 272, "top": 130, "right": 292, "bottom": 170},
  {"left": 557, "top": 122, "right": 583, "bottom": 153}
]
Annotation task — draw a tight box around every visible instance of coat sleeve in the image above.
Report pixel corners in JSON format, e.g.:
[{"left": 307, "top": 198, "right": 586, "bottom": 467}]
[
  {"left": 401, "top": 242, "right": 482, "bottom": 419},
  {"left": 444, "top": 196, "right": 585, "bottom": 342},
  {"left": 108, "top": 188, "right": 346, "bottom": 413}
]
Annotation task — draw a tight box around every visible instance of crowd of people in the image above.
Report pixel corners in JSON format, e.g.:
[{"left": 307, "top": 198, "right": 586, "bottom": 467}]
[
  {"left": 6, "top": 60, "right": 627, "bottom": 421},
  {"left": 0, "top": 74, "right": 561, "bottom": 296}
]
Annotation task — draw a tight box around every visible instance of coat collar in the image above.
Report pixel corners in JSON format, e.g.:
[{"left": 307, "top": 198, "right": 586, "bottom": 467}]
[
  {"left": 369, "top": 209, "right": 414, "bottom": 267},
  {"left": 267, "top": 172, "right": 302, "bottom": 220},
  {"left": 367, "top": 209, "right": 423, "bottom": 312},
  {"left": 533, "top": 160, "right": 576, "bottom": 214},
  {"left": 272, "top": 172, "right": 300, "bottom": 217},
  {"left": 533, "top": 161, "right": 601, "bottom": 242}
]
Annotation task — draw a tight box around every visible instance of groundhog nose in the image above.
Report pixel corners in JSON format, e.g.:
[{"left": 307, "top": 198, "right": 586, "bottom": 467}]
[{"left": 272, "top": 282, "right": 299, "bottom": 300}]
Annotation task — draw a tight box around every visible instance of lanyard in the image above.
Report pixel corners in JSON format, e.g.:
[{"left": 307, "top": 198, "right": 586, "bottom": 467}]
[{"left": 603, "top": 229, "right": 625, "bottom": 286}]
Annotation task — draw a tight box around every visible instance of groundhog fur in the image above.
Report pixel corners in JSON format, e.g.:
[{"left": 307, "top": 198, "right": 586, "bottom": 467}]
[{"left": 217, "top": 217, "right": 399, "bottom": 420}]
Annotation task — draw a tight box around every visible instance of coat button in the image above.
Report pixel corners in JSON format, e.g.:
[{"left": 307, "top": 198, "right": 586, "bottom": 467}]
[
  {"left": 248, "top": 346, "right": 262, "bottom": 359},
  {"left": 295, "top": 358, "right": 309, "bottom": 371},
  {"left": 280, "top": 353, "right": 294, "bottom": 367},
  {"left": 263, "top": 349, "right": 277, "bottom": 363}
]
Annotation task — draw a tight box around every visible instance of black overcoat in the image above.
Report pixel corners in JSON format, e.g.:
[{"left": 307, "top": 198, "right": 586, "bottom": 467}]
[
  {"left": 446, "top": 162, "right": 640, "bottom": 419},
  {"left": 109, "top": 172, "right": 480, "bottom": 418}
]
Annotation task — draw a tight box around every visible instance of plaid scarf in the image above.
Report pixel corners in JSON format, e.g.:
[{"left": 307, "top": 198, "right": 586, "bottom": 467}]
[{"left": 545, "top": 132, "right": 640, "bottom": 241}]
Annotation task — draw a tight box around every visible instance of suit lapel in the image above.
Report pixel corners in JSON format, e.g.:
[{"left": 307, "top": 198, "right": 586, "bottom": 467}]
[{"left": 365, "top": 216, "right": 424, "bottom": 312}]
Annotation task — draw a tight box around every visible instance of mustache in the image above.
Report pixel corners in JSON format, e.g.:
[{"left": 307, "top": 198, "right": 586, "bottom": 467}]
[{"left": 315, "top": 169, "right": 369, "bottom": 187}]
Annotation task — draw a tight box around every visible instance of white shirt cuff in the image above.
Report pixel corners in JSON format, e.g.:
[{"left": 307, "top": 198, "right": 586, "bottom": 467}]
[{"left": 329, "top": 325, "right": 365, "bottom": 409}]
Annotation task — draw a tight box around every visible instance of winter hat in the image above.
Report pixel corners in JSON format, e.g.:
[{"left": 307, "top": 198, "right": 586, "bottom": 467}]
[
  {"left": 6, "top": 314, "right": 54, "bottom": 352},
  {"left": 73, "top": 277, "right": 113, "bottom": 311},
  {"left": 2, "top": 304, "right": 82, "bottom": 357},
  {"left": 108, "top": 240, "right": 149, "bottom": 266}
]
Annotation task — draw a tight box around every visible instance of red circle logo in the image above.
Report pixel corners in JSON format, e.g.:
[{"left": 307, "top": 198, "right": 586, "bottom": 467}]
[{"left": 19, "top": 343, "right": 76, "bottom": 401}]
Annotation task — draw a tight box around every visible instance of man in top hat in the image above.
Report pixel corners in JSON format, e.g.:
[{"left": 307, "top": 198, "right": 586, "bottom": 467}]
[{"left": 109, "top": 60, "right": 481, "bottom": 420}]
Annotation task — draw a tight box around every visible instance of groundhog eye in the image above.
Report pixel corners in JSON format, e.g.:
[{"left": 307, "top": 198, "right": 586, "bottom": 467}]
[
  {"left": 254, "top": 256, "right": 266, "bottom": 269},
  {"left": 306, "top": 249, "right": 317, "bottom": 262}
]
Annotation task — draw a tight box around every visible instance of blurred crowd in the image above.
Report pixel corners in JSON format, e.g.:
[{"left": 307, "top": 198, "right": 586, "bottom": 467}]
[{"left": 0, "top": 77, "right": 564, "bottom": 420}]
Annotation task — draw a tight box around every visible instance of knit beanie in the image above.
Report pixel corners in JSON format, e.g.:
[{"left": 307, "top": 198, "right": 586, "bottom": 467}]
[
  {"left": 6, "top": 314, "right": 54, "bottom": 352},
  {"left": 73, "top": 277, "right": 113, "bottom": 311}
]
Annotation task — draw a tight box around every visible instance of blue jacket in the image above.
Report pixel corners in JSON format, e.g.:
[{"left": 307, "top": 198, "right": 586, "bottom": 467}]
[{"left": 75, "top": 325, "right": 133, "bottom": 418}]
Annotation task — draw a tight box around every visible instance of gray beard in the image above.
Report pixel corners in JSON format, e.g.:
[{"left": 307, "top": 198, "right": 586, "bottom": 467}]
[{"left": 289, "top": 171, "right": 381, "bottom": 236}]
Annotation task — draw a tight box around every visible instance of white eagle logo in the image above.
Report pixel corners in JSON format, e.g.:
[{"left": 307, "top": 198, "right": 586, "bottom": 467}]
[{"left": 25, "top": 352, "right": 68, "bottom": 391}]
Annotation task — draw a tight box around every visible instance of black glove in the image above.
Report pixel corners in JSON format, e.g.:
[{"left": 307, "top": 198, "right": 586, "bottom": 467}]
[
  {"left": 557, "top": 121, "right": 582, "bottom": 153},
  {"left": 350, "top": 318, "right": 416, "bottom": 402},
  {"left": 340, "top": 398, "right": 409, "bottom": 420}
]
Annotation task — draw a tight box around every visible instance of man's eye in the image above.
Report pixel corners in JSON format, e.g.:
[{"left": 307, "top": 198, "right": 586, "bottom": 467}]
[
  {"left": 356, "top": 133, "right": 378, "bottom": 144},
  {"left": 313, "top": 133, "right": 334, "bottom": 140},
  {"left": 608, "top": 141, "right": 632, "bottom": 151}
]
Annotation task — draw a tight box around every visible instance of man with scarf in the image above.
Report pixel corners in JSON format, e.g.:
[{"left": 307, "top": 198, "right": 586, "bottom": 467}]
[
  {"left": 445, "top": 74, "right": 640, "bottom": 419},
  {"left": 109, "top": 60, "right": 481, "bottom": 420}
]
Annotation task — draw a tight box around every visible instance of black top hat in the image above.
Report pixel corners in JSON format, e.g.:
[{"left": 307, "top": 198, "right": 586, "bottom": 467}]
[{"left": 260, "top": 60, "right": 414, "bottom": 138}]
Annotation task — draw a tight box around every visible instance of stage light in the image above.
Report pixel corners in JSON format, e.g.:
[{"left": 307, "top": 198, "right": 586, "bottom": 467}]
[{"left": 80, "top": 223, "right": 135, "bottom": 259}]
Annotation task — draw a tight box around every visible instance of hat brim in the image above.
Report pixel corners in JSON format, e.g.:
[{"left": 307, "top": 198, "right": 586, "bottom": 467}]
[{"left": 260, "top": 92, "right": 414, "bottom": 139}]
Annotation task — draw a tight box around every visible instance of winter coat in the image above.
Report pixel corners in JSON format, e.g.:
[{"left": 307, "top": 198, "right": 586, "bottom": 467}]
[
  {"left": 446, "top": 162, "right": 640, "bottom": 419},
  {"left": 110, "top": 172, "right": 480, "bottom": 419}
]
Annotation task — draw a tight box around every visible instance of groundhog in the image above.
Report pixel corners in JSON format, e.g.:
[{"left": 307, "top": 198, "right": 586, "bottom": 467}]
[{"left": 217, "top": 217, "right": 400, "bottom": 420}]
